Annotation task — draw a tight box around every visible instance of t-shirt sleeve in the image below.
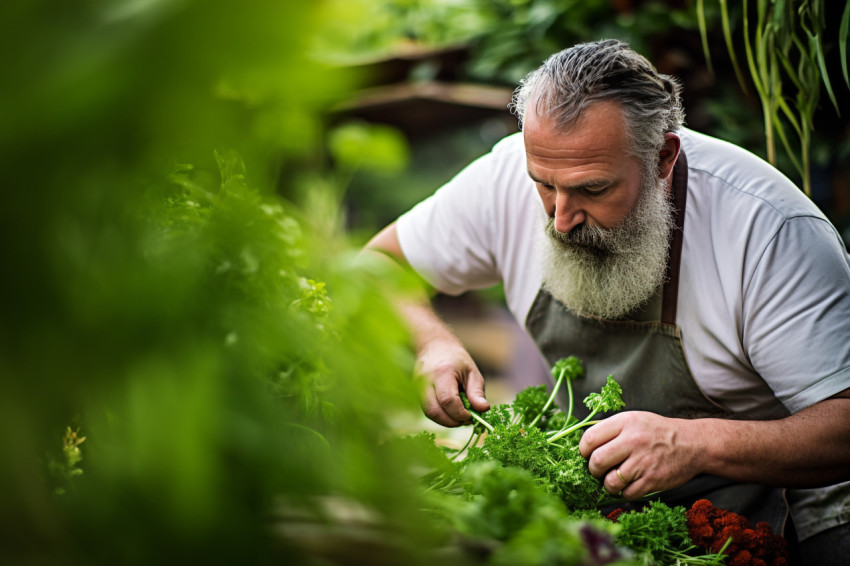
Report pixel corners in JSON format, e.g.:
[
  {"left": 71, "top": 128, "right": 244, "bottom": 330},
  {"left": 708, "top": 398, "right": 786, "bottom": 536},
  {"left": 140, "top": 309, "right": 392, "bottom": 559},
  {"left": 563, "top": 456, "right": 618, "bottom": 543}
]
[
  {"left": 396, "top": 150, "right": 502, "bottom": 295},
  {"left": 743, "top": 215, "right": 850, "bottom": 413}
]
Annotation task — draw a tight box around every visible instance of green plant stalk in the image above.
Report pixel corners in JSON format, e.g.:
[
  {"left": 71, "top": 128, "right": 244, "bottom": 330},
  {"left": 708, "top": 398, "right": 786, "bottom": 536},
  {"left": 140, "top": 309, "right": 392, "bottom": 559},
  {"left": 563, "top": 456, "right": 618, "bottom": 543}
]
[
  {"left": 720, "top": 0, "right": 750, "bottom": 93},
  {"left": 528, "top": 366, "right": 567, "bottom": 429},
  {"left": 662, "top": 539, "right": 732, "bottom": 565},
  {"left": 565, "top": 371, "right": 575, "bottom": 422},
  {"left": 697, "top": 0, "right": 713, "bottom": 74},
  {"left": 743, "top": 0, "right": 774, "bottom": 165},
  {"left": 841, "top": 1, "right": 850, "bottom": 88},
  {"left": 544, "top": 371, "right": 577, "bottom": 439},
  {"left": 451, "top": 429, "right": 481, "bottom": 462},
  {"left": 469, "top": 410, "right": 494, "bottom": 433},
  {"left": 548, "top": 415, "right": 603, "bottom": 443}
]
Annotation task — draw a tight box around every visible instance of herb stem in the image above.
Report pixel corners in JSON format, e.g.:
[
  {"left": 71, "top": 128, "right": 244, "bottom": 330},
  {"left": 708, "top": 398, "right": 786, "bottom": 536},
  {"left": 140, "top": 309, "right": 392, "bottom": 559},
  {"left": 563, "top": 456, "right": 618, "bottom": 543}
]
[
  {"left": 547, "top": 414, "right": 600, "bottom": 443},
  {"left": 468, "top": 410, "right": 494, "bottom": 433},
  {"left": 528, "top": 367, "right": 566, "bottom": 428},
  {"left": 451, "top": 428, "right": 479, "bottom": 462}
]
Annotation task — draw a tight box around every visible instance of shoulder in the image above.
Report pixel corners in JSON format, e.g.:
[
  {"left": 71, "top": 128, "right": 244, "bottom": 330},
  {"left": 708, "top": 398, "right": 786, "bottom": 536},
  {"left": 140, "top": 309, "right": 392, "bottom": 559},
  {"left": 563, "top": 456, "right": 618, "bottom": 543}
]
[
  {"left": 680, "top": 128, "right": 824, "bottom": 222},
  {"left": 676, "top": 131, "right": 850, "bottom": 414},
  {"left": 678, "top": 128, "right": 838, "bottom": 270}
]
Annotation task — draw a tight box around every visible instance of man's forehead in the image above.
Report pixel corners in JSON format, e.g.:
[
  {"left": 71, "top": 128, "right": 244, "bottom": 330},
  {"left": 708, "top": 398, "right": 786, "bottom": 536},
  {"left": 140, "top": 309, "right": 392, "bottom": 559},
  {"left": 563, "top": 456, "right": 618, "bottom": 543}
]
[
  {"left": 524, "top": 100, "right": 626, "bottom": 135},
  {"left": 523, "top": 103, "right": 631, "bottom": 166}
]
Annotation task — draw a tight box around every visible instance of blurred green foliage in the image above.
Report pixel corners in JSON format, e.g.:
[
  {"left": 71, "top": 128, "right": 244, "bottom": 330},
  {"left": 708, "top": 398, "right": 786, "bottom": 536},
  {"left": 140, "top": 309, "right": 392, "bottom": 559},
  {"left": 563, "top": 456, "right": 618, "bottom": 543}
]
[
  {"left": 316, "top": 0, "right": 699, "bottom": 85},
  {"left": 0, "top": 1, "right": 445, "bottom": 564},
  {"left": 319, "top": 0, "right": 849, "bottom": 239}
]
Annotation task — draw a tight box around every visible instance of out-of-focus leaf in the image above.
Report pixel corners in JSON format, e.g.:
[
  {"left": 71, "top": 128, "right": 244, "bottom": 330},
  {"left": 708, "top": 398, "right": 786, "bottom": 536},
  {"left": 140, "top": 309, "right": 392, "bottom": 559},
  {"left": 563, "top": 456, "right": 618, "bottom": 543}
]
[{"left": 329, "top": 121, "right": 410, "bottom": 174}]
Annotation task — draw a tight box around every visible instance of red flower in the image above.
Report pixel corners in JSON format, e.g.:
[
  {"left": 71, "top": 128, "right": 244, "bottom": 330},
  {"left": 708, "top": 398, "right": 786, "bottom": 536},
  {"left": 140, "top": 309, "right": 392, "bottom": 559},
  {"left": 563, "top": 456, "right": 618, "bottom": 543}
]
[
  {"left": 718, "top": 512, "right": 749, "bottom": 529},
  {"left": 606, "top": 508, "right": 624, "bottom": 522},
  {"left": 729, "top": 549, "right": 752, "bottom": 566},
  {"left": 690, "top": 499, "right": 714, "bottom": 514},
  {"left": 689, "top": 523, "right": 714, "bottom": 546},
  {"left": 737, "top": 528, "right": 756, "bottom": 547},
  {"left": 686, "top": 500, "right": 789, "bottom": 565}
]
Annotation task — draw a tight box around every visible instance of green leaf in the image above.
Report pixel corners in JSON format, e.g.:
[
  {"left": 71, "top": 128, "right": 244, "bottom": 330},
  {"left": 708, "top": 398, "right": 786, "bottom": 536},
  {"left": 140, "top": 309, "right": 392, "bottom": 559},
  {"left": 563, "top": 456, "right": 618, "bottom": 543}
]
[
  {"left": 841, "top": 1, "right": 850, "bottom": 88},
  {"left": 808, "top": 31, "right": 840, "bottom": 115},
  {"left": 583, "top": 375, "right": 624, "bottom": 415},
  {"left": 549, "top": 356, "right": 584, "bottom": 382},
  {"left": 696, "top": 0, "right": 713, "bottom": 74},
  {"left": 328, "top": 121, "right": 410, "bottom": 174},
  {"left": 614, "top": 501, "right": 691, "bottom": 562}
]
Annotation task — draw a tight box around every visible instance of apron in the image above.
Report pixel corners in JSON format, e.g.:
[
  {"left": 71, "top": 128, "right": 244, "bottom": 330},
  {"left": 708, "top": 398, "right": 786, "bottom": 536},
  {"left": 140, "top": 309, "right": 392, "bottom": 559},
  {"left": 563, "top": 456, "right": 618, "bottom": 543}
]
[{"left": 525, "top": 151, "right": 790, "bottom": 533}]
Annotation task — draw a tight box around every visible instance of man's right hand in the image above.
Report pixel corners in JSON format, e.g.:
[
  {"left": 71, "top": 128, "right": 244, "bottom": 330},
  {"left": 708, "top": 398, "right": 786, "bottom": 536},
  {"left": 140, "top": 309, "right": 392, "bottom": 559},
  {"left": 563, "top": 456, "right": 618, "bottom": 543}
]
[
  {"left": 362, "top": 221, "right": 490, "bottom": 427},
  {"left": 418, "top": 340, "right": 490, "bottom": 427}
]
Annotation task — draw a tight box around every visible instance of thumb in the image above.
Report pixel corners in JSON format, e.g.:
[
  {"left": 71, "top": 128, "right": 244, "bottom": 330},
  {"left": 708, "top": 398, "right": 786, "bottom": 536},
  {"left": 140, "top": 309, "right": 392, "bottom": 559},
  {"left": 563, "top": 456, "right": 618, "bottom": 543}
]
[{"left": 463, "top": 370, "right": 490, "bottom": 412}]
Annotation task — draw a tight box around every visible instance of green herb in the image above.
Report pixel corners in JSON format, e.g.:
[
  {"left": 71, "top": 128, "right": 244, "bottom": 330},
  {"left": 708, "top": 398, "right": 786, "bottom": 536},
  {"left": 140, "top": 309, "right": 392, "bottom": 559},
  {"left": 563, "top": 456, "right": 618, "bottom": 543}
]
[
  {"left": 548, "top": 374, "right": 625, "bottom": 442},
  {"left": 431, "top": 461, "right": 621, "bottom": 564},
  {"left": 431, "top": 358, "right": 737, "bottom": 565},
  {"left": 614, "top": 501, "right": 731, "bottom": 565},
  {"left": 457, "top": 357, "right": 624, "bottom": 511}
]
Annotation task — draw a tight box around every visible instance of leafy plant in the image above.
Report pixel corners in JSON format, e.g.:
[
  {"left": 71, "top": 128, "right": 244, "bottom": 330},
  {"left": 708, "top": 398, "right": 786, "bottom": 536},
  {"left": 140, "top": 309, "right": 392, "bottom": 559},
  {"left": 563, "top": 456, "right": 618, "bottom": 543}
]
[
  {"left": 697, "top": 0, "right": 850, "bottom": 196},
  {"left": 418, "top": 357, "right": 739, "bottom": 564},
  {"left": 0, "top": 2, "right": 434, "bottom": 563},
  {"left": 48, "top": 427, "right": 87, "bottom": 496},
  {"left": 613, "top": 501, "right": 730, "bottom": 565},
  {"left": 454, "top": 357, "right": 622, "bottom": 510}
]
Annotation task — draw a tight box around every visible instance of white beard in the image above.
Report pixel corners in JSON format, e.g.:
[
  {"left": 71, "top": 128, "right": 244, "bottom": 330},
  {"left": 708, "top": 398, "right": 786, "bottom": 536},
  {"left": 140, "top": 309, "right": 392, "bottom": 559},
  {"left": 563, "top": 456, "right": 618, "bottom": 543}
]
[{"left": 537, "top": 174, "right": 675, "bottom": 320}]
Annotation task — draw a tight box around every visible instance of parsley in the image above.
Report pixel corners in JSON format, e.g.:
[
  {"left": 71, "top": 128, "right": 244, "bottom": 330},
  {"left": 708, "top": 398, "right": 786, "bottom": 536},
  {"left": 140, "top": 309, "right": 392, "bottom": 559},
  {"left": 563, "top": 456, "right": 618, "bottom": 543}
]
[
  {"left": 458, "top": 357, "right": 625, "bottom": 511},
  {"left": 614, "top": 501, "right": 731, "bottom": 565},
  {"left": 548, "top": 374, "right": 624, "bottom": 442}
]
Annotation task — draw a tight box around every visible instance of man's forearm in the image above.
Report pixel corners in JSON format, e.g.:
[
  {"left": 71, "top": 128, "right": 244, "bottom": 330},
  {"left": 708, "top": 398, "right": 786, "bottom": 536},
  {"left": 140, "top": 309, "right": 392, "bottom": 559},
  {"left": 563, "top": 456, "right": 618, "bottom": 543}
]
[
  {"left": 690, "top": 390, "right": 850, "bottom": 488},
  {"left": 581, "top": 388, "right": 850, "bottom": 497},
  {"left": 361, "top": 224, "right": 489, "bottom": 423},
  {"left": 397, "top": 300, "right": 463, "bottom": 354}
]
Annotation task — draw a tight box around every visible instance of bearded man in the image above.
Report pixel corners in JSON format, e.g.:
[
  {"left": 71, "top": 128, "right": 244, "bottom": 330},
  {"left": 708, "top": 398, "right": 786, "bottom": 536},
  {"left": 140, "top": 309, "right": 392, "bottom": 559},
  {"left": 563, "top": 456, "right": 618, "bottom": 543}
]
[{"left": 364, "top": 39, "right": 850, "bottom": 561}]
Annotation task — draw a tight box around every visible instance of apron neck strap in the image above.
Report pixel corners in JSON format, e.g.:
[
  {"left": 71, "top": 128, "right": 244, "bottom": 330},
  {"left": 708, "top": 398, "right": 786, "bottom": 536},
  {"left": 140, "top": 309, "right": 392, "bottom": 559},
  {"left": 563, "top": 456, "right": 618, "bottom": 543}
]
[{"left": 661, "top": 149, "right": 689, "bottom": 325}]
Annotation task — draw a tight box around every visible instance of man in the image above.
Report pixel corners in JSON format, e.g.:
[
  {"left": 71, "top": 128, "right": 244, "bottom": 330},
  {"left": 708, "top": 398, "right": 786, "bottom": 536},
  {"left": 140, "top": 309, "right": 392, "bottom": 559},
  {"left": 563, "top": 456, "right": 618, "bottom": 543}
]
[{"left": 365, "top": 40, "right": 850, "bottom": 560}]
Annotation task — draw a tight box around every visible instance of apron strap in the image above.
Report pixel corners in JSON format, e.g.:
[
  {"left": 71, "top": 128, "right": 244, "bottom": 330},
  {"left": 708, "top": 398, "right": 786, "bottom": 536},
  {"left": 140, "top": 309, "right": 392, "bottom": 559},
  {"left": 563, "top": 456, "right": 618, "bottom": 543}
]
[{"left": 661, "top": 149, "right": 688, "bottom": 325}]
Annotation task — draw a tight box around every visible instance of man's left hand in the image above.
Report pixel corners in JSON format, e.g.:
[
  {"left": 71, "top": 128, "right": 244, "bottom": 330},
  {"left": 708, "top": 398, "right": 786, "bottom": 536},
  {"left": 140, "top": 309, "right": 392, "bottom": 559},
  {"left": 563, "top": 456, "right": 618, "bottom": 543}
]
[{"left": 578, "top": 411, "right": 701, "bottom": 499}]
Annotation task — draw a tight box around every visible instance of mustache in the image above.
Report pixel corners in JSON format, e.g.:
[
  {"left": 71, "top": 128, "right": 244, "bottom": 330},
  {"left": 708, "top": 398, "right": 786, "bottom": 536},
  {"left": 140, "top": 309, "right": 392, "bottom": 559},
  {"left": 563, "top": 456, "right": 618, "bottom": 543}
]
[{"left": 544, "top": 218, "right": 613, "bottom": 252}]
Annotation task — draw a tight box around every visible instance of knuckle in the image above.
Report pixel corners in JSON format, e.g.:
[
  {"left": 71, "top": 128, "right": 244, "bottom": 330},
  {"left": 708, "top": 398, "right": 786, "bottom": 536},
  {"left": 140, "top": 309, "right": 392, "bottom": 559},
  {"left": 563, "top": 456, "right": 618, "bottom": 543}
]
[
  {"left": 423, "top": 404, "right": 445, "bottom": 422},
  {"left": 435, "top": 390, "right": 459, "bottom": 407},
  {"left": 431, "top": 358, "right": 463, "bottom": 376},
  {"left": 588, "top": 451, "right": 605, "bottom": 470}
]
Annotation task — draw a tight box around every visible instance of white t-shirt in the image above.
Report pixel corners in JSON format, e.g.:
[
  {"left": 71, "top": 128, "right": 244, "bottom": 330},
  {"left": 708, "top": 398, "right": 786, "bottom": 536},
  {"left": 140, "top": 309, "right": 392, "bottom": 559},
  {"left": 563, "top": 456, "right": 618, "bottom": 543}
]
[{"left": 397, "top": 128, "right": 850, "bottom": 538}]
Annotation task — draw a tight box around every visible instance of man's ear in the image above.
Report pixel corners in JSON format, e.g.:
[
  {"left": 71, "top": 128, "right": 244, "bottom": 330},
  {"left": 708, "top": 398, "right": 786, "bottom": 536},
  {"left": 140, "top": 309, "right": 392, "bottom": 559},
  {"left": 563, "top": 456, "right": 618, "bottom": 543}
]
[{"left": 658, "top": 133, "right": 681, "bottom": 180}]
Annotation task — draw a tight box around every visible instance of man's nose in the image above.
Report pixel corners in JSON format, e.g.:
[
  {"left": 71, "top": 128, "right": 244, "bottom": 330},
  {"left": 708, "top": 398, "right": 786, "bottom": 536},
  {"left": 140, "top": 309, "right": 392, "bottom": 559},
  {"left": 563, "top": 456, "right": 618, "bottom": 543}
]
[{"left": 553, "top": 192, "right": 585, "bottom": 233}]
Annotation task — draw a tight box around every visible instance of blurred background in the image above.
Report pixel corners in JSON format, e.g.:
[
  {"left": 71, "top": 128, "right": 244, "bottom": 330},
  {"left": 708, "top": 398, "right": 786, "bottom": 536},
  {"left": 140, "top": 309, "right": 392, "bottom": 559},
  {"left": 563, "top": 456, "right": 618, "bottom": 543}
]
[{"left": 1, "top": 0, "right": 847, "bottom": 564}]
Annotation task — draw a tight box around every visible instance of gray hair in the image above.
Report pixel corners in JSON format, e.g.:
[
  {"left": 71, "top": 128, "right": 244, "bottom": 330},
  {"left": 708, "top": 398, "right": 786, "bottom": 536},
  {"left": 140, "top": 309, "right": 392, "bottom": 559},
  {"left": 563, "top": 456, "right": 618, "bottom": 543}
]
[{"left": 511, "top": 39, "right": 684, "bottom": 171}]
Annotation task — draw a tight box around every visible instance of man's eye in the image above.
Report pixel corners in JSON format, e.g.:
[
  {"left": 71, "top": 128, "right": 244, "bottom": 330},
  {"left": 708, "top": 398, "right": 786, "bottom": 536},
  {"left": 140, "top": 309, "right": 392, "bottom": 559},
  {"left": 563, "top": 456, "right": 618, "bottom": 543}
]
[{"left": 584, "top": 186, "right": 608, "bottom": 195}]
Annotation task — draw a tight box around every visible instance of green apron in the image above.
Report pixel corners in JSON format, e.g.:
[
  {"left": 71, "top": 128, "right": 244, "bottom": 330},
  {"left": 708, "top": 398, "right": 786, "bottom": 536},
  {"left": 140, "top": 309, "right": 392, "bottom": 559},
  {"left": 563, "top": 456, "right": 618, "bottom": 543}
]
[{"left": 525, "top": 151, "right": 790, "bottom": 533}]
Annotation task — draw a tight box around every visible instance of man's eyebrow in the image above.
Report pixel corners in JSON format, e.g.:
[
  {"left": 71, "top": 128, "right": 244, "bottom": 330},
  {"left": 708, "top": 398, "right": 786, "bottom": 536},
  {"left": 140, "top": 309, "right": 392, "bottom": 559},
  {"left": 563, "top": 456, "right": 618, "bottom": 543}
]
[
  {"left": 526, "top": 170, "right": 611, "bottom": 192},
  {"left": 526, "top": 169, "right": 545, "bottom": 184}
]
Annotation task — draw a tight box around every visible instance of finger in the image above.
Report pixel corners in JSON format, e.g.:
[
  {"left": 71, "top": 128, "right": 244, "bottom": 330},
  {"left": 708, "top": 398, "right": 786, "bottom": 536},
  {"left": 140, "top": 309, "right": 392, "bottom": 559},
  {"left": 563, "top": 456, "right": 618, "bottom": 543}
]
[
  {"left": 432, "top": 374, "right": 472, "bottom": 423},
  {"left": 579, "top": 413, "right": 626, "bottom": 458},
  {"left": 586, "top": 434, "right": 633, "bottom": 477},
  {"left": 619, "top": 475, "right": 649, "bottom": 501},
  {"left": 422, "top": 386, "right": 467, "bottom": 427},
  {"left": 604, "top": 466, "right": 632, "bottom": 496},
  {"left": 462, "top": 368, "right": 490, "bottom": 412}
]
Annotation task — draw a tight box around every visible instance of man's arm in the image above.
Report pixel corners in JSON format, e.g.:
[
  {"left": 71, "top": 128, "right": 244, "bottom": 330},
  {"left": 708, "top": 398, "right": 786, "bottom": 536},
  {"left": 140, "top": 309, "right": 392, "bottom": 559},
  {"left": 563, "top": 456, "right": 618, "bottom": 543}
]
[
  {"left": 579, "top": 388, "right": 850, "bottom": 497},
  {"left": 364, "top": 223, "right": 490, "bottom": 426}
]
